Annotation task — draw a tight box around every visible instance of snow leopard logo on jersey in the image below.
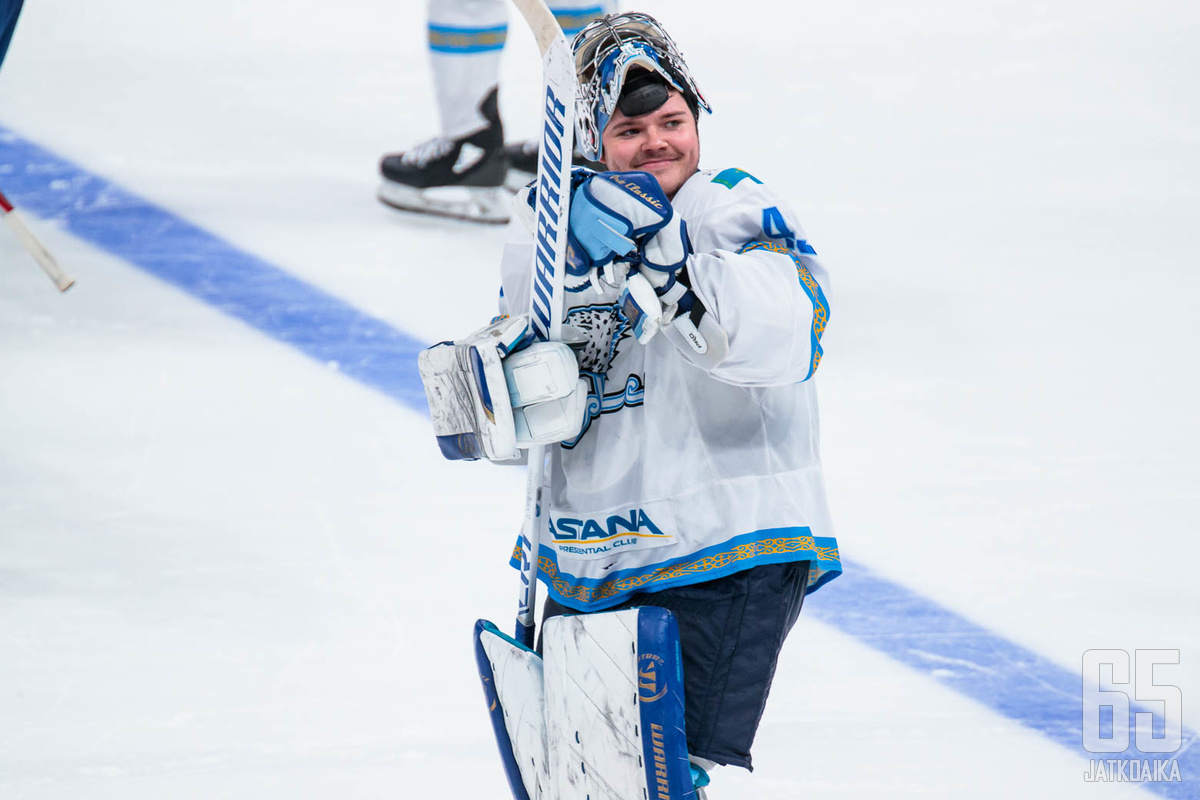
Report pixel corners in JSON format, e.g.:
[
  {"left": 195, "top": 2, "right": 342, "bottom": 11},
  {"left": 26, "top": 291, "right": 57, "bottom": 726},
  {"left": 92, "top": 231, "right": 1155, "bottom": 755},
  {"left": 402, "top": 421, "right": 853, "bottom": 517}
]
[
  {"left": 563, "top": 303, "right": 644, "bottom": 448},
  {"left": 569, "top": 303, "right": 629, "bottom": 375}
]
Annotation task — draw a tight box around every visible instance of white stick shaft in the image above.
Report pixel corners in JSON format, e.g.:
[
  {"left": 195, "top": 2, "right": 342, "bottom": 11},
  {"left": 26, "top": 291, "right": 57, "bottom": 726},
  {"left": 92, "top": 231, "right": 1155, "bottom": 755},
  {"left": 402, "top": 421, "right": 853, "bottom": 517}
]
[
  {"left": 509, "top": 0, "right": 564, "bottom": 55},
  {"left": 514, "top": 444, "right": 545, "bottom": 644},
  {"left": 2, "top": 207, "right": 75, "bottom": 292},
  {"left": 510, "top": 0, "right": 578, "bottom": 647}
]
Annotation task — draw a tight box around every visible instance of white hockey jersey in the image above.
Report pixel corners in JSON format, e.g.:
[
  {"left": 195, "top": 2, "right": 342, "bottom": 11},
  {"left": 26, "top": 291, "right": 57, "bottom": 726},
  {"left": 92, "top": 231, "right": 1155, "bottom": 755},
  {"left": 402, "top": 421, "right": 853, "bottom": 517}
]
[{"left": 502, "top": 167, "right": 841, "bottom": 611}]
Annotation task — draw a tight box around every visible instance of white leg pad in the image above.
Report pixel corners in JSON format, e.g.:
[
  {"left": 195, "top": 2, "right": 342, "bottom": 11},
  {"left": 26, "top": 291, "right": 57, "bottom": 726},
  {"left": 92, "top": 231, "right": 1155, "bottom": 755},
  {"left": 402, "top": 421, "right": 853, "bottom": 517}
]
[
  {"left": 476, "top": 621, "right": 551, "bottom": 800},
  {"left": 542, "top": 607, "right": 694, "bottom": 800}
]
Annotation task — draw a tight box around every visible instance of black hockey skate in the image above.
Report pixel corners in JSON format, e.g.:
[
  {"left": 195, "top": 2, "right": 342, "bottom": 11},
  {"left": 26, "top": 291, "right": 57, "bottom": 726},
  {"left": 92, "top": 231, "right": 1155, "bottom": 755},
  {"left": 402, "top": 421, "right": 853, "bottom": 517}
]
[
  {"left": 378, "top": 88, "right": 510, "bottom": 224},
  {"left": 503, "top": 139, "right": 606, "bottom": 192},
  {"left": 503, "top": 139, "right": 541, "bottom": 192}
]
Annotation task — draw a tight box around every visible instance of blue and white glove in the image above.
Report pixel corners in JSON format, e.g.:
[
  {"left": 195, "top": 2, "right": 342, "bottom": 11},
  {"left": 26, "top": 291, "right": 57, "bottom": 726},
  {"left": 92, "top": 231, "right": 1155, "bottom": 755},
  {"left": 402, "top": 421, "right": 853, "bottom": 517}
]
[
  {"left": 418, "top": 315, "right": 589, "bottom": 462},
  {"left": 621, "top": 269, "right": 730, "bottom": 370},
  {"left": 564, "top": 170, "right": 691, "bottom": 292},
  {"left": 619, "top": 266, "right": 691, "bottom": 344},
  {"left": 571, "top": 173, "right": 694, "bottom": 343}
]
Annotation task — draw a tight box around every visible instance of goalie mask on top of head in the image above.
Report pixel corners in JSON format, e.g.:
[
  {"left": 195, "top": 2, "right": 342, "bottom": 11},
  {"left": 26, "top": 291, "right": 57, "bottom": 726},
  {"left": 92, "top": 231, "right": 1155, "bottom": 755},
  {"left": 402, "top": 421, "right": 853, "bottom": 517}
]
[{"left": 571, "top": 12, "right": 712, "bottom": 161}]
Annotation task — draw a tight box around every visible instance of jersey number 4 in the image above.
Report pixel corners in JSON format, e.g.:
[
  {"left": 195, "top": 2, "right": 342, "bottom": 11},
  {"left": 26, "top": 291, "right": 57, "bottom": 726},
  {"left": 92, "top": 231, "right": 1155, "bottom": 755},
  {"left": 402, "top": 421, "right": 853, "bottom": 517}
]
[{"left": 762, "top": 206, "right": 797, "bottom": 250}]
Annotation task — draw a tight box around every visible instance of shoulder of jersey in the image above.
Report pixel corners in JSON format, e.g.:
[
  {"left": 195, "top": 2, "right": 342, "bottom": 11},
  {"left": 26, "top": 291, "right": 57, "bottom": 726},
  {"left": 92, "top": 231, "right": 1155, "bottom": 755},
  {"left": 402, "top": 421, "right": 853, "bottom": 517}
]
[
  {"left": 705, "top": 167, "right": 766, "bottom": 191},
  {"left": 676, "top": 167, "right": 773, "bottom": 211}
]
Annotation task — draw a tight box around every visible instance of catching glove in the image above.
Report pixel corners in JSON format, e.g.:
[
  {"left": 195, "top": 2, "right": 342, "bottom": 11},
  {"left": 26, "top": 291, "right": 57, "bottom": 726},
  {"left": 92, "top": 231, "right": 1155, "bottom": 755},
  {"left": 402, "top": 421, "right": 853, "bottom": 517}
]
[{"left": 418, "top": 315, "right": 589, "bottom": 462}]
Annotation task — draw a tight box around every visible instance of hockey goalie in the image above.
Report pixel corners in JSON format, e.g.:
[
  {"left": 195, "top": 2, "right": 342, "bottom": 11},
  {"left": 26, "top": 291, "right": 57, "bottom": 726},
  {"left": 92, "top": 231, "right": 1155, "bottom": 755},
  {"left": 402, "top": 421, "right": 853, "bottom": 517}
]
[{"left": 419, "top": 9, "right": 841, "bottom": 799}]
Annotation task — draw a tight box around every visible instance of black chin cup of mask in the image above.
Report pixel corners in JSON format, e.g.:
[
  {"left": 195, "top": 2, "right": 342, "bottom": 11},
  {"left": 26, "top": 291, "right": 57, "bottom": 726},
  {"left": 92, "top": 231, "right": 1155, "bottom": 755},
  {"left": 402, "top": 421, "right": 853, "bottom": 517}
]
[{"left": 617, "top": 69, "right": 671, "bottom": 118}]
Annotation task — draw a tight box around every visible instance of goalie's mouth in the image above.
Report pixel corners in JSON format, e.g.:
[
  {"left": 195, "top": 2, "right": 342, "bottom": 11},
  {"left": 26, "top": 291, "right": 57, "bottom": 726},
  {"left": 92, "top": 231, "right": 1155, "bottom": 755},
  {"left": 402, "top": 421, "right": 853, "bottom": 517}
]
[{"left": 634, "top": 155, "right": 679, "bottom": 170}]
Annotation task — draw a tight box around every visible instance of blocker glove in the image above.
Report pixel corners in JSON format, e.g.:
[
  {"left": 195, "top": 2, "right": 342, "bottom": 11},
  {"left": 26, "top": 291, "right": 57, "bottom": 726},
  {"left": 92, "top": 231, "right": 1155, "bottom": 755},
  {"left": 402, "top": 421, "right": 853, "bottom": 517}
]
[{"left": 562, "top": 170, "right": 691, "bottom": 292}]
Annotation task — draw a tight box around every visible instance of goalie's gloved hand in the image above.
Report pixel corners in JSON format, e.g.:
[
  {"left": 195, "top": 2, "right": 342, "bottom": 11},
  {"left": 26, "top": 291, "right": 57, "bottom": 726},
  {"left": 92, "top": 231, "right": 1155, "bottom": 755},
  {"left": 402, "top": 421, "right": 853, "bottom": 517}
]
[
  {"left": 564, "top": 170, "right": 690, "bottom": 291},
  {"left": 417, "top": 315, "right": 589, "bottom": 462},
  {"left": 620, "top": 270, "right": 730, "bottom": 370},
  {"left": 618, "top": 267, "right": 690, "bottom": 344},
  {"left": 618, "top": 206, "right": 693, "bottom": 341}
]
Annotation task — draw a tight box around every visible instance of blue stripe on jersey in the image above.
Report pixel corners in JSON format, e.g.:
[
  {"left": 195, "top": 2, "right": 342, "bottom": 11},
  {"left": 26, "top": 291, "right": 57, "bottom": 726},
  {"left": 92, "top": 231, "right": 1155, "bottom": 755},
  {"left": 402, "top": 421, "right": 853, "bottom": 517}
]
[
  {"left": 527, "top": 527, "right": 842, "bottom": 611},
  {"left": 738, "top": 240, "right": 829, "bottom": 380},
  {"left": 549, "top": 5, "right": 604, "bottom": 35},
  {"left": 428, "top": 23, "right": 508, "bottom": 54}
]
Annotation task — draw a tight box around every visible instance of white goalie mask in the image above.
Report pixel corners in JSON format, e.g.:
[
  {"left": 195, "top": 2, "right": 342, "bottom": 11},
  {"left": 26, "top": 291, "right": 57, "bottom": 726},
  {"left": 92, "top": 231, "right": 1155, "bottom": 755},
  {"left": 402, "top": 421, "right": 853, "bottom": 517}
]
[{"left": 571, "top": 12, "right": 712, "bottom": 161}]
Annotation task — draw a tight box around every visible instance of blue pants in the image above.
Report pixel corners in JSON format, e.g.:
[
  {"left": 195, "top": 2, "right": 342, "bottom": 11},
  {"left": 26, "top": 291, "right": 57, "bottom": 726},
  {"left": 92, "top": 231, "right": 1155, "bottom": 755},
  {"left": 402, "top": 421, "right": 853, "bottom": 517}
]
[
  {"left": 1, "top": 0, "right": 24, "bottom": 70},
  {"left": 543, "top": 559, "right": 812, "bottom": 770}
]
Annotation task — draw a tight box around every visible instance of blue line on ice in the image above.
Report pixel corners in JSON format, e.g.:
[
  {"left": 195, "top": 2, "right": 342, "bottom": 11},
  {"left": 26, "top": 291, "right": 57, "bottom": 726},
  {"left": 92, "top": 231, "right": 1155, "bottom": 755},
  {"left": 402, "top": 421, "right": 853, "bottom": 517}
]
[
  {"left": 0, "top": 125, "right": 429, "bottom": 413},
  {"left": 2, "top": 125, "right": 1195, "bottom": 797},
  {"left": 812, "top": 566, "right": 1197, "bottom": 797}
]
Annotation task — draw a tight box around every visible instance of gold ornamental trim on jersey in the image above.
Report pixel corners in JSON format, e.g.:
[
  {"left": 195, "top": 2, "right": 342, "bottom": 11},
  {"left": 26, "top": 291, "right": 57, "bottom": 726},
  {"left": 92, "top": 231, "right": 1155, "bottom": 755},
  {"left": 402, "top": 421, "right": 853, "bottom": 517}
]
[
  {"left": 739, "top": 240, "right": 828, "bottom": 331},
  {"left": 797, "top": 266, "right": 828, "bottom": 336},
  {"left": 541, "top": 535, "right": 839, "bottom": 606},
  {"left": 737, "top": 240, "right": 828, "bottom": 377}
]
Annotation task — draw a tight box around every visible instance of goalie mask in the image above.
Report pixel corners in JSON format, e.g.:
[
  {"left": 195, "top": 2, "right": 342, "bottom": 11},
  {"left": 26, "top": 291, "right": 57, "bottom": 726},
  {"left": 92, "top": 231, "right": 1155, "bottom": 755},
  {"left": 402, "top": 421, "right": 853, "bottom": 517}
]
[{"left": 572, "top": 12, "right": 712, "bottom": 161}]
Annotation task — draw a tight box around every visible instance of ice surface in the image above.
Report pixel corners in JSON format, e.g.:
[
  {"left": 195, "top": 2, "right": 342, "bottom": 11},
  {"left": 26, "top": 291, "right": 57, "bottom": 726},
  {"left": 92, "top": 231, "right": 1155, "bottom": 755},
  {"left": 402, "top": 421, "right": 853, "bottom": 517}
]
[{"left": 2, "top": 0, "right": 1198, "bottom": 797}]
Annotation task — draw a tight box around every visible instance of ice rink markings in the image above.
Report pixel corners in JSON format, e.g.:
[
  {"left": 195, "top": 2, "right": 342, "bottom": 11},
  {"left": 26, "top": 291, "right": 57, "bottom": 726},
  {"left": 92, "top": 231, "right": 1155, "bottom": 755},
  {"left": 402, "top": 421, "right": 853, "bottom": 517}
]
[{"left": 2, "top": 124, "right": 1195, "bottom": 797}]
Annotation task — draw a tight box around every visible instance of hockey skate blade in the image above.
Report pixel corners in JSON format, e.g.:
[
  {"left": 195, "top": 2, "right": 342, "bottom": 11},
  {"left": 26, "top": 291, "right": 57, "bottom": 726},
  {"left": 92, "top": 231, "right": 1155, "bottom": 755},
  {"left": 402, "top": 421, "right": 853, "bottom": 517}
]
[{"left": 378, "top": 180, "right": 512, "bottom": 224}]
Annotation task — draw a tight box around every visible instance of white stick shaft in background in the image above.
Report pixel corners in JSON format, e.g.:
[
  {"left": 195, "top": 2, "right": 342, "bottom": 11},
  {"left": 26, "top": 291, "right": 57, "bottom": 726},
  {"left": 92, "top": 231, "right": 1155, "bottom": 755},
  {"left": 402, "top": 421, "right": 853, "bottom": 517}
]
[{"left": 0, "top": 190, "right": 75, "bottom": 292}]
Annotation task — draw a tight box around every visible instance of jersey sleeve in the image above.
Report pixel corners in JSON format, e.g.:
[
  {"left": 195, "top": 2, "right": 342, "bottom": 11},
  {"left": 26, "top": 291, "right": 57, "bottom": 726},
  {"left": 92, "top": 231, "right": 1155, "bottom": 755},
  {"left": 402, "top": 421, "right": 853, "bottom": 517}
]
[{"left": 679, "top": 171, "right": 831, "bottom": 386}]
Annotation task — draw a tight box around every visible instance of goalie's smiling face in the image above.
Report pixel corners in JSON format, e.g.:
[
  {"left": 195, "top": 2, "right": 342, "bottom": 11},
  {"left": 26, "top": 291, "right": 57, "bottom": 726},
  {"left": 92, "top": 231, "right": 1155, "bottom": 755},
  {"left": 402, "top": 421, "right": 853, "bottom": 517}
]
[{"left": 601, "top": 91, "right": 699, "bottom": 199}]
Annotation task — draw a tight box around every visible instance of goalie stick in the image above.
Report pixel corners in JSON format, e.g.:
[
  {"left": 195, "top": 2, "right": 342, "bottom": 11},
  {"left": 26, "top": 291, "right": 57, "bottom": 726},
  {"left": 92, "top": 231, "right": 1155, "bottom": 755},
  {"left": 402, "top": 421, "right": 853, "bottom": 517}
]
[
  {"left": 471, "top": 2, "right": 576, "bottom": 796},
  {"left": 0, "top": 188, "right": 75, "bottom": 292},
  {"left": 507, "top": 0, "right": 577, "bottom": 648}
]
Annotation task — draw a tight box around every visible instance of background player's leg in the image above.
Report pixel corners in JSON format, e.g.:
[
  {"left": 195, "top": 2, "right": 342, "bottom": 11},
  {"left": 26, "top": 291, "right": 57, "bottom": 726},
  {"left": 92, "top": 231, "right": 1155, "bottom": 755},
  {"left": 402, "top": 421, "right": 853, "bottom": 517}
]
[{"left": 377, "top": 0, "right": 509, "bottom": 222}]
